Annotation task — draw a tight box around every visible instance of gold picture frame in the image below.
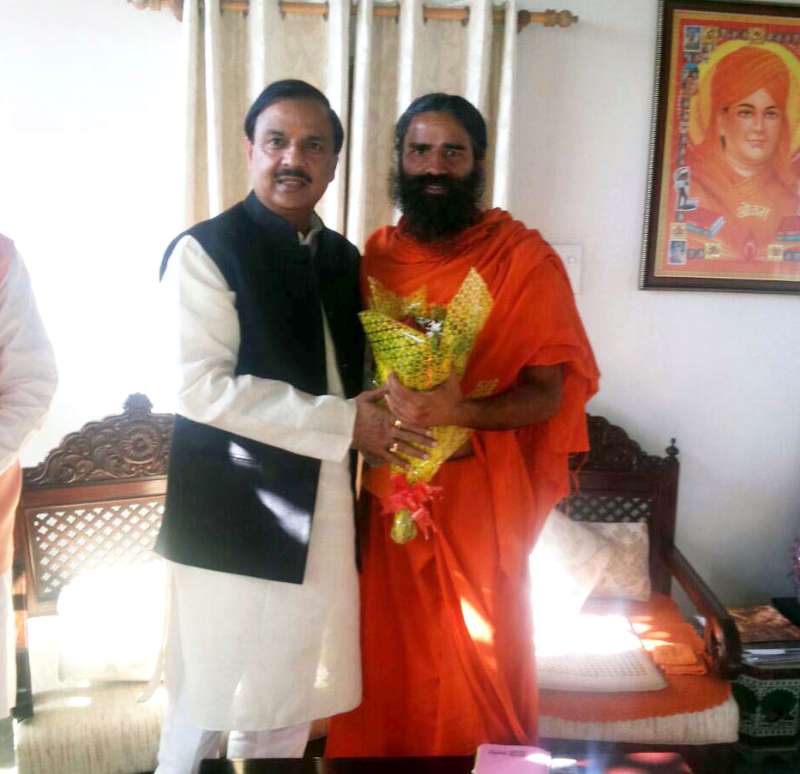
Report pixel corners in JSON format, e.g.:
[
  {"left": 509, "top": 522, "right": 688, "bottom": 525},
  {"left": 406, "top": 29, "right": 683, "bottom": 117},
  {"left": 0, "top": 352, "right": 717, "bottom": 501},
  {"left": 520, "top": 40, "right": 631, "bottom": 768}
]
[{"left": 641, "top": 0, "right": 800, "bottom": 292}]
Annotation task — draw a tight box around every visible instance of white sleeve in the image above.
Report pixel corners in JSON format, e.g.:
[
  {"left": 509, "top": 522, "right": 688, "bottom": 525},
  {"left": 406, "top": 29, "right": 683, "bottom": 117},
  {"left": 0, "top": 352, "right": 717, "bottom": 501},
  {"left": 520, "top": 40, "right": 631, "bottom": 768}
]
[
  {"left": 0, "top": 246, "right": 58, "bottom": 474},
  {"left": 161, "top": 234, "right": 357, "bottom": 462}
]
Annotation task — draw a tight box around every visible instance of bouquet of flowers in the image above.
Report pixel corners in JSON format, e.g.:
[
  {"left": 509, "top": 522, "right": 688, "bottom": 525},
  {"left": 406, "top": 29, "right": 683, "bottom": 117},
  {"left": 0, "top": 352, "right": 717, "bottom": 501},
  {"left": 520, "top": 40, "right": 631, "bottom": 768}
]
[{"left": 359, "top": 268, "right": 494, "bottom": 543}]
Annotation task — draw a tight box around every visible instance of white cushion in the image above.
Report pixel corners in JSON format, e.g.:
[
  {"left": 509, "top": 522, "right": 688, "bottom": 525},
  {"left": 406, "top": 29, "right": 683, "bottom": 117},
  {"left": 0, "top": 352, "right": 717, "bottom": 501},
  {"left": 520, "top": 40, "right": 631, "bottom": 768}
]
[
  {"left": 587, "top": 522, "right": 651, "bottom": 601},
  {"left": 535, "top": 613, "right": 666, "bottom": 693},
  {"left": 57, "top": 562, "right": 165, "bottom": 683},
  {"left": 529, "top": 510, "right": 612, "bottom": 634}
]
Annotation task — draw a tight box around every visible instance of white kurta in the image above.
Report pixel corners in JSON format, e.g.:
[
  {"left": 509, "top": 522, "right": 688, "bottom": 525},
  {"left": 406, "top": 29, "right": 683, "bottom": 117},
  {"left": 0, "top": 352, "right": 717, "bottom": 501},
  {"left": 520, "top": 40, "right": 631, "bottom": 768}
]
[
  {"left": 0, "top": 235, "right": 58, "bottom": 476},
  {"left": 160, "top": 223, "right": 360, "bottom": 731},
  {"left": 0, "top": 235, "right": 57, "bottom": 717}
]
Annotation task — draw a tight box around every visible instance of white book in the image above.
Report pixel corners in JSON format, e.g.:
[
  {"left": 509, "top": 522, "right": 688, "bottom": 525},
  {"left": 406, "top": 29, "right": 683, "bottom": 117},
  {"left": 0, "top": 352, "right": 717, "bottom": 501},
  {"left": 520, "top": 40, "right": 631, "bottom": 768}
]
[{"left": 473, "top": 743, "right": 551, "bottom": 774}]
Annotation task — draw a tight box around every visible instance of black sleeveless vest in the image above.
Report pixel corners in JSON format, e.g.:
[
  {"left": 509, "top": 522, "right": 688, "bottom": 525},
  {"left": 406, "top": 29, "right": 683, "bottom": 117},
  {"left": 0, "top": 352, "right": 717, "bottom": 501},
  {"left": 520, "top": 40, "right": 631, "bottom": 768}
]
[{"left": 155, "top": 192, "right": 364, "bottom": 583}]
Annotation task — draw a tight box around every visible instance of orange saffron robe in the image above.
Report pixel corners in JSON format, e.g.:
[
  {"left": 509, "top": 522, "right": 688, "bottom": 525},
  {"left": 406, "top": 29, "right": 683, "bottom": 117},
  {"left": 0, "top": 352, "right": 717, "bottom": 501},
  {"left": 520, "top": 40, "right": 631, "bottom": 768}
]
[
  {"left": 686, "top": 146, "right": 798, "bottom": 261},
  {"left": 326, "top": 209, "right": 599, "bottom": 756}
]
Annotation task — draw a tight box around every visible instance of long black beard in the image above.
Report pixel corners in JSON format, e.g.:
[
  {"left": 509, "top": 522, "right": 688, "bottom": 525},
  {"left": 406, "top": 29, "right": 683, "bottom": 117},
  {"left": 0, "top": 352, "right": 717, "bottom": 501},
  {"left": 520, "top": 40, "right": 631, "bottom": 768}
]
[{"left": 390, "top": 167, "right": 484, "bottom": 243}]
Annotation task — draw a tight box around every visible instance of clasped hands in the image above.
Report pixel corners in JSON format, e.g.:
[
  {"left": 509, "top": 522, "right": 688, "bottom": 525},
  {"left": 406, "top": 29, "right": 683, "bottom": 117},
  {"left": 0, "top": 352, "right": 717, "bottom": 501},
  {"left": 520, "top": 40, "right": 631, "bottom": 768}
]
[{"left": 351, "top": 371, "right": 466, "bottom": 469}]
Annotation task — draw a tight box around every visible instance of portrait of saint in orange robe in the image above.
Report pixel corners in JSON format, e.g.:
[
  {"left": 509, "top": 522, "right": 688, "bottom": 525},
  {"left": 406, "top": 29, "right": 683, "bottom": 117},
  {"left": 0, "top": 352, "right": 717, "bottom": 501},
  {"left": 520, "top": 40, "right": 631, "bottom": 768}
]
[{"left": 683, "top": 44, "right": 800, "bottom": 263}]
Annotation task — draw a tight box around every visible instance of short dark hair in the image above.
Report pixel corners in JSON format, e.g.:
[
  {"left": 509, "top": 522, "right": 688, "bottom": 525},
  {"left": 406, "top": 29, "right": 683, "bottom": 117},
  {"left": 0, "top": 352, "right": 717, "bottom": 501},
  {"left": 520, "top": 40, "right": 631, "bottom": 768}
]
[
  {"left": 394, "top": 93, "right": 487, "bottom": 163},
  {"left": 244, "top": 79, "right": 344, "bottom": 154}
]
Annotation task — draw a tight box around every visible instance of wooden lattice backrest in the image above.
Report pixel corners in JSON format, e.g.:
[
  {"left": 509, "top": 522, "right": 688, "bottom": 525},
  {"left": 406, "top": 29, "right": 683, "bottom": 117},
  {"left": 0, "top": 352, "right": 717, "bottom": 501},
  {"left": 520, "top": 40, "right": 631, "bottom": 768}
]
[
  {"left": 562, "top": 414, "right": 680, "bottom": 595},
  {"left": 15, "top": 394, "right": 174, "bottom": 616},
  {"left": 15, "top": 406, "right": 676, "bottom": 611}
]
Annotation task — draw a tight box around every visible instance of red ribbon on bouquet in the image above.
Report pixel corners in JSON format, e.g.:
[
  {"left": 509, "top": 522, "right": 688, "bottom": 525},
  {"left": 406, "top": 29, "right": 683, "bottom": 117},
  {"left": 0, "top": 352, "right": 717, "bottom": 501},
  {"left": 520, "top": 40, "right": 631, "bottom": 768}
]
[{"left": 383, "top": 474, "right": 443, "bottom": 539}]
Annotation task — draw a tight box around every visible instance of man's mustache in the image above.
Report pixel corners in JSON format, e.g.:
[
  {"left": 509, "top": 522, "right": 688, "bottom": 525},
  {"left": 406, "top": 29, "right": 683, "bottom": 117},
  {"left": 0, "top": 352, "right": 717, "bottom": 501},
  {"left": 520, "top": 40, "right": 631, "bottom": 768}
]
[
  {"left": 275, "top": 168, "right": 312, "bottom": 184},
  {"left": 405, "top": 174, "right": 456, "bottom": 192}
]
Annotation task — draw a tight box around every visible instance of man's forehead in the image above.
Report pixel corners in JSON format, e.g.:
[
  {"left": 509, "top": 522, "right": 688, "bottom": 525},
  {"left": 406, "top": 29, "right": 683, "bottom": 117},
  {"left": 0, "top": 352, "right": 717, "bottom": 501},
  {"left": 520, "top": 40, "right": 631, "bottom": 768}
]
[
  {"left": 404, "top": 111, "right": 471, "bottom": 143},
  {"left": 254, "top": 98, "right": 333, "bottom": 137}
]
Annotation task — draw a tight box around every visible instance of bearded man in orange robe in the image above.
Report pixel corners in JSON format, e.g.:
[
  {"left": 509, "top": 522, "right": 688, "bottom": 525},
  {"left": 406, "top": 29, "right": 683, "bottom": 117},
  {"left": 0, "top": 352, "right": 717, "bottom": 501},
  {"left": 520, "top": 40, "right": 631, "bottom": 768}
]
[
  {"left": 326, "top": 94, "right": 599, "bottom": 757},
  {"left": 685, "top": 45, "right": 799, "bottom": 261}
]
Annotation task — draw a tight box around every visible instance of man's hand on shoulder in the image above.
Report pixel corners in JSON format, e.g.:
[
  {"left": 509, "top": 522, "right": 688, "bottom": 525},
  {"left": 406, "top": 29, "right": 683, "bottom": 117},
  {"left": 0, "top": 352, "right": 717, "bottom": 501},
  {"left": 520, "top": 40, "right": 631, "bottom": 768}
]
[{"left": 351, "top": 386, "right": 435, "bottom": 469}]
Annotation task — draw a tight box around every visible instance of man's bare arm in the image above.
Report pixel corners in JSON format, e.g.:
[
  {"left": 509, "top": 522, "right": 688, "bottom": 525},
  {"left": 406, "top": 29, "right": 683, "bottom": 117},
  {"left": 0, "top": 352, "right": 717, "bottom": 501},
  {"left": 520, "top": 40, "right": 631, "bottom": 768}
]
[{"left": 386, "top": 365, "right": 563, "bottom": 430}]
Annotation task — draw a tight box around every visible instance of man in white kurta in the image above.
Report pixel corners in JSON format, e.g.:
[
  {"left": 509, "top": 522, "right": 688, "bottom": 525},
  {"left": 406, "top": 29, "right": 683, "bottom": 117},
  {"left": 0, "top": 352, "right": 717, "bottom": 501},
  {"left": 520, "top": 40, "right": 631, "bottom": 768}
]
[
  {"left": 155, "top": 81, "right": 431, "bottom": 773},
  {"left": 158, "top": 219, "right": 360, "bottom": 764},
  {"left": 0, "top": 234, "right": 57, "bottom": 717}
]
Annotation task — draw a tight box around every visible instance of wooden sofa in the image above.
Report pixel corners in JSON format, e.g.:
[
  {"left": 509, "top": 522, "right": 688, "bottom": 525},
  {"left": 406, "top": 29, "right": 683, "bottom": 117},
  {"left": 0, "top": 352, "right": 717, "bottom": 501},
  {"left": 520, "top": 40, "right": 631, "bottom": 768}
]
[
  {"left": 538, "top": 415, "right": 742, "bottom": 771},
  {"left": 12, "top": 393, "right": 172, "bottom": 774},
  {"left": 555, "top": 414, "right": 740, "bottom": 676},
  {"left": 10, "top": 397, "right": 743, "bottom": 772}
]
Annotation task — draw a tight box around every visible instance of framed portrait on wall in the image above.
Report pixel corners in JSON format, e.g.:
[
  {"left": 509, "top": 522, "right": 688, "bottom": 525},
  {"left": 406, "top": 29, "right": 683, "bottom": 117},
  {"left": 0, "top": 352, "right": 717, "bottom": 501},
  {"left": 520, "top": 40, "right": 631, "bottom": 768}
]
[{"left": 641, "top": 0, "right": 800, "bottom": 292}]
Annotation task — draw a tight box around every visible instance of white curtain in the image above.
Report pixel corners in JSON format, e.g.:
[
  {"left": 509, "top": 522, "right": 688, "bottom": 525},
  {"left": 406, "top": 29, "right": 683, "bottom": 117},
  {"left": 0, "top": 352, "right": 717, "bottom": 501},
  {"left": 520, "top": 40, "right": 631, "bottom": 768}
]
[{"left": 180, "top": 0, "right": 519, "bottom": 247}]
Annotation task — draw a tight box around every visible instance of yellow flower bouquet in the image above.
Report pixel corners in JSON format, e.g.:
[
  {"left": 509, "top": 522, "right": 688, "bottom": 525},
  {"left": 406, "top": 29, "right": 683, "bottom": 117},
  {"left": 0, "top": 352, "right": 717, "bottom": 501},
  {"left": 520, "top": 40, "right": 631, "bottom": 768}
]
[{"left": 359, "top": 268, "right": 494, "bottom": 543}]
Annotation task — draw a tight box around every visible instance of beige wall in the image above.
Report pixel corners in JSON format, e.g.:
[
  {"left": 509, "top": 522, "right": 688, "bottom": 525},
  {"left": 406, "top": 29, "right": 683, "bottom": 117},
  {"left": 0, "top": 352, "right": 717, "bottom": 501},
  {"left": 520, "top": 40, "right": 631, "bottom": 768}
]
[
  {"left": 0, "top": 0, "right": 184, "bottom": 458},
  {"left": 512, "top": 0, "right": 800, "bottom": 604}
]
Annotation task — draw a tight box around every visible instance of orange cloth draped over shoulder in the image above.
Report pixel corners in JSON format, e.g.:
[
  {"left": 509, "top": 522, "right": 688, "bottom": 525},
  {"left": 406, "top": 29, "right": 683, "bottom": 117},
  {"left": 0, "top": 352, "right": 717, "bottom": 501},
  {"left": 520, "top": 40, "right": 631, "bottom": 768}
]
[
  {"left": 326, "top": 209, "right": 599, "bottom": 757},
  {"left": 686, "top": 148, "right": 798, "bottom": 260}
]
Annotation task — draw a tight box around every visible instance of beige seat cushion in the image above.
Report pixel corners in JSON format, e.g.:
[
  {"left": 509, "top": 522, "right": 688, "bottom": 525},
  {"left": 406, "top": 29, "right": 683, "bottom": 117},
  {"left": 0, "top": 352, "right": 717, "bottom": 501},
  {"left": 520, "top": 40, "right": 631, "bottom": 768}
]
[
  {"left": 15, "top": 683, "right": 165, "bottom": 774},
  {"left": 539, "top": 594, "right": 737, "bottom": 744}
]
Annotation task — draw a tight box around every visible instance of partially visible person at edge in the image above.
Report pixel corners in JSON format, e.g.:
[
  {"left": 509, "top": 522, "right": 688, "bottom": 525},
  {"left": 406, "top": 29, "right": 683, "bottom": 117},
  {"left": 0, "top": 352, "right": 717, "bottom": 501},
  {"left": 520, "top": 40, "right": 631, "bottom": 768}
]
[
  {"left": 685, "top": 45, "right": 800, "bottom": 260},
  {"left": 153, "top": 79, "right": 432, "bottom": 774},
  {"left": 326, "top": 93, "right": 599, "bottom": 756},
  {"left": 0, "top": 234, "right": 57, "bottom": 718}
]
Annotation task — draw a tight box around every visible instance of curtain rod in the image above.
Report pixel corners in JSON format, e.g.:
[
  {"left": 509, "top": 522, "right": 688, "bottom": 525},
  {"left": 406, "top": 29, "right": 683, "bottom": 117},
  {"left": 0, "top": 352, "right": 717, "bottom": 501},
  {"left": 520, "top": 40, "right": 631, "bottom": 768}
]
[{"left": 128, "top": 1, "right": 578, "bottom": 30}]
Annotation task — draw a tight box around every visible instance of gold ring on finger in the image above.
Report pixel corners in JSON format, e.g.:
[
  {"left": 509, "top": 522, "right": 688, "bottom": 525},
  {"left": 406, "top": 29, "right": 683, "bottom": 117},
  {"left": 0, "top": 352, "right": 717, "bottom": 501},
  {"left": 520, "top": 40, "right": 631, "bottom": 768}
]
[
  {"left": 393, "top": 418, "right": 403, "bottom": 429},
  {"left": 389, "top": 442, "right": 399, "bottom": 453}
]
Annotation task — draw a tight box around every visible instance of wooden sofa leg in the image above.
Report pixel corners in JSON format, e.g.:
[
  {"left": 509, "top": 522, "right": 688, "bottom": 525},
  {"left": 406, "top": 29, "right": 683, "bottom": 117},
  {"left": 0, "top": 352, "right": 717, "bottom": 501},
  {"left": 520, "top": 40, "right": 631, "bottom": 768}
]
[
  {"left": 12, "top": 529, "right": 32, "bottom": 720},
  {"left": 12, "top": 648, "right": 32, "bottom": 721}
]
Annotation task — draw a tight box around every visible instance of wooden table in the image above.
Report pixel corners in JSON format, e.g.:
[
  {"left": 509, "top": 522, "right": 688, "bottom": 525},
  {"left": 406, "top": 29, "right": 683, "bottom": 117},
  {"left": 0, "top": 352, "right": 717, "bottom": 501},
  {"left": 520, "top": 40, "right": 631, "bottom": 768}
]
[{"left": 199, "top": 751, "right": 696, "bottom": 773}]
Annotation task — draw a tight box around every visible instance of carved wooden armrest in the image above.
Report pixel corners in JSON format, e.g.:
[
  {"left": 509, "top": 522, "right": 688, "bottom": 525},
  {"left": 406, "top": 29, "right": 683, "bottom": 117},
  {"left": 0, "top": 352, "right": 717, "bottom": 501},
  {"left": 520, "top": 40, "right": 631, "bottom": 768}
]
[{"left": 664, "top": 545, "right": 742, "bottom": 679}]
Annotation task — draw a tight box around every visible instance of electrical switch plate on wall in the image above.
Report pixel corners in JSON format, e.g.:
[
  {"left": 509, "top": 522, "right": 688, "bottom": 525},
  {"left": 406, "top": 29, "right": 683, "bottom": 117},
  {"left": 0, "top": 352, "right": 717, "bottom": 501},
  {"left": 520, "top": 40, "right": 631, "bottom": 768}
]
[{"left": 553, "top": 243, "right": 582, "bottom": 294}]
